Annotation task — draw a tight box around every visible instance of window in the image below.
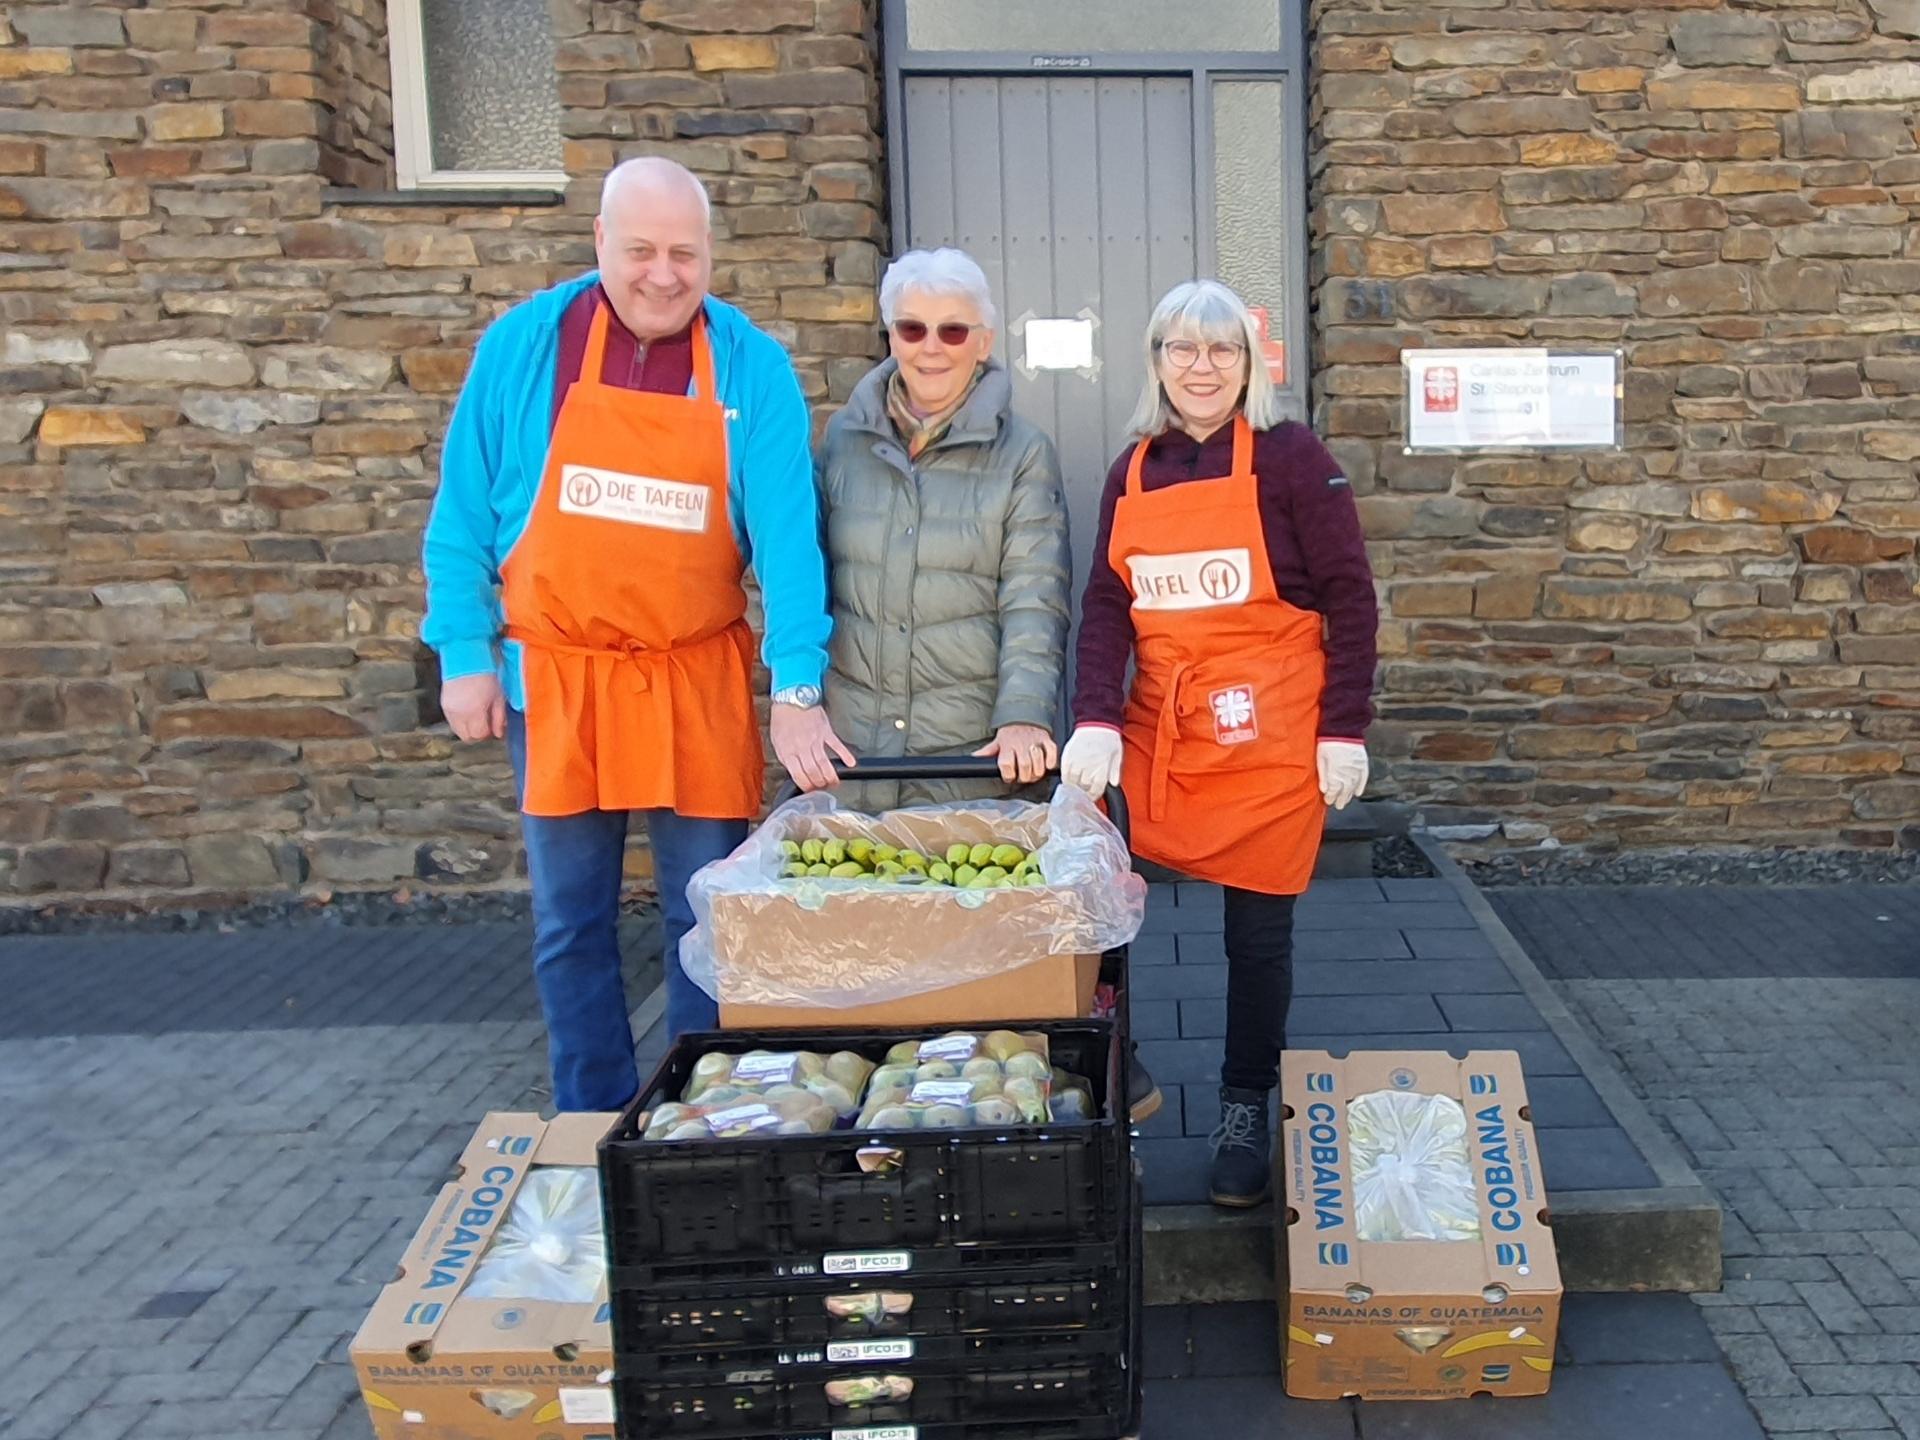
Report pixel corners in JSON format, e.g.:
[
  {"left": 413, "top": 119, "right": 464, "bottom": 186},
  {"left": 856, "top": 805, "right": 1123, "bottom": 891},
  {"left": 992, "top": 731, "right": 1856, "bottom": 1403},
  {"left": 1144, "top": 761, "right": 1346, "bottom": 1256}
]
[
  {"left": 903, "top": 0, "right": 1282, "bottom": 52},
  {"left": 389, "top": 0, "right": 565, "bottom": 191}
]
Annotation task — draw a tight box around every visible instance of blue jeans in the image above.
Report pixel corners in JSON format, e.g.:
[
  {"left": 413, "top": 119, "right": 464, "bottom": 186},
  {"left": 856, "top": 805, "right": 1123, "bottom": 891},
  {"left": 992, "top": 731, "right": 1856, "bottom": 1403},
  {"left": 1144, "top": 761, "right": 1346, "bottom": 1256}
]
[{"left": 508, "top": 710, "right": 748, "bottom": 1111}]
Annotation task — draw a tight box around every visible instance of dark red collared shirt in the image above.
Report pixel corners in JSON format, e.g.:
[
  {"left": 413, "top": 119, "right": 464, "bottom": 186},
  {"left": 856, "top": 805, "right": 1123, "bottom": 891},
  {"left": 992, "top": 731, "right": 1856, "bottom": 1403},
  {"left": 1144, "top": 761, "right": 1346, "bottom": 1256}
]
[{"left": 552, "top": 284, "right": 694, "bottom": 423}]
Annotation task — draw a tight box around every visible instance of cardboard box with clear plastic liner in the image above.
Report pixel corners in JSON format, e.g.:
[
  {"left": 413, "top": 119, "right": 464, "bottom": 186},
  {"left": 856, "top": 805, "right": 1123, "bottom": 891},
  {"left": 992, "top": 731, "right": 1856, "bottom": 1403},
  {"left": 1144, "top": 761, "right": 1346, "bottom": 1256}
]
[
  {"left": 686, "top": 791, "right": 1142, "bottom": 1030},
  {"left": 1277, "top": 1051, "right": 1561, "bottom": 1401},
  {"left": 351, "top": 1112, "right": 618, "bottom": 1438}
]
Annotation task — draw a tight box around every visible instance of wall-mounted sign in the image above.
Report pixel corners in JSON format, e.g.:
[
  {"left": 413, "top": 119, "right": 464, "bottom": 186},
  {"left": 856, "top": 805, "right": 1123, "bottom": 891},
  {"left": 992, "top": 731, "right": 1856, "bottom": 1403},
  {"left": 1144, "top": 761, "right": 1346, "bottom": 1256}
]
[
  {"left": 1248, "top": 306, "right": 1287, "bottom": 386},
  {"left": 1403, "top": 348, "right": 1621, "bottom": 452}
]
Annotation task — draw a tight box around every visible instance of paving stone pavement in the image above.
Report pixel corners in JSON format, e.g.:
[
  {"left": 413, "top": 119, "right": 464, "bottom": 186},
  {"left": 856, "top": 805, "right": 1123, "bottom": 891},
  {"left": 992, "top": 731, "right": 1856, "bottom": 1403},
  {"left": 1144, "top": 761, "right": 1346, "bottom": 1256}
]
[
  {"left": 1144, "top": 1295, "right": 1761, "bottom": 1440},
  {"left": 2, "top": 892, "right": 1779, "bottom": 1440},
  {"left": 1494, "top": 884, "right": 1920, "bottom": 1440},
  {"left": 1133, "top": 877, "right": 1658, "bottom": 1207},
  {"left": 0, "top": 919, "right": 658, "bottom": 1440}
]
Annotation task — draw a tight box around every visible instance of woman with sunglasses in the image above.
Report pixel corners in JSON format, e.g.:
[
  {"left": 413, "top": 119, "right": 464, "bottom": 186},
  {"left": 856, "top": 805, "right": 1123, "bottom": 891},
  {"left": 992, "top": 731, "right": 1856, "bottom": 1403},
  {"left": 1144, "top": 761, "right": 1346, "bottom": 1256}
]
[
  {"left": 816, "top": 248, "right": 1071, "bottom": 808},
  {"left": 1060, "top": 280, "right": 1379, "bottom": 1208}
]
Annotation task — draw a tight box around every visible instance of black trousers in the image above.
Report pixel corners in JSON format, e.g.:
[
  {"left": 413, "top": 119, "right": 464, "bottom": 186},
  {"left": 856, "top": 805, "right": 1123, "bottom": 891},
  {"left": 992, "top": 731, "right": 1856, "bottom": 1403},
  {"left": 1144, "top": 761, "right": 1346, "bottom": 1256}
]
[{"left": 1220, "top": 887, "right": 1298, "bottom": 1092}]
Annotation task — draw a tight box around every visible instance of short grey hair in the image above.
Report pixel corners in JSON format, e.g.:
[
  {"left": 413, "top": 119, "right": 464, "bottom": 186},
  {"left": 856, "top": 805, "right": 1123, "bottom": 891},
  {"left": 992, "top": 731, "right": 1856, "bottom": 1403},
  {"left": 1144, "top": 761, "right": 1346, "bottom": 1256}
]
[
  {"left": 1126, "top": 280, "right": 1282, "bottom": 437},
  {"left": 879, "top": 247, "right": 997, "bottom": 328},
  {"left": 599, "top": 156, "right": 711, "bottom": 226}
]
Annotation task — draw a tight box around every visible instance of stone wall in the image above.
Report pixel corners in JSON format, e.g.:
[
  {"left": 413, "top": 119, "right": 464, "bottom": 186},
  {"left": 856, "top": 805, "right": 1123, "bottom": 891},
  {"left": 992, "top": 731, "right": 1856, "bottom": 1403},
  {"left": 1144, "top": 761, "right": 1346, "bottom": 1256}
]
[
  {"left": 1310, "top": 0, "right": 1920, "bottom": 850},
  {"left": 0, "top": 0, "right": 885, "bottom": 904},
  {"left": 5, "top": 0, "right": 1918, "bottom": 908}
]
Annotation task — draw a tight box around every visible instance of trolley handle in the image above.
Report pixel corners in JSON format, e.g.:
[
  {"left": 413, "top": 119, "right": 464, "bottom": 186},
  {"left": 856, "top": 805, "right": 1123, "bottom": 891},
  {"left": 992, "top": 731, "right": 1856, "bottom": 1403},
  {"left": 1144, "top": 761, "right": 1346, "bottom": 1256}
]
[{"left": 773, "top": 753, "right": 1129, "bottom": 849}]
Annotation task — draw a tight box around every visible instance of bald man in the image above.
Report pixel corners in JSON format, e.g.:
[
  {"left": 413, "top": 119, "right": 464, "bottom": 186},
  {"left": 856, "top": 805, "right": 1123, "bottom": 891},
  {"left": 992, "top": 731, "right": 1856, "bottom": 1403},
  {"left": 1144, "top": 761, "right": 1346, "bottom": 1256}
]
[{"left": 423, "top": 159, "right": 850, "bottom": 1110}]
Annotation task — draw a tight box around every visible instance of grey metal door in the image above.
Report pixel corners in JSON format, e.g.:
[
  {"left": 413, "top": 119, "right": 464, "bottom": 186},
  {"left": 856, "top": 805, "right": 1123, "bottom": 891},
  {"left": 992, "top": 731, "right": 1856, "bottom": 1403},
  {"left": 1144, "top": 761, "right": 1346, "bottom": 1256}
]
[
  {"left": 885, "top": 0, "right": 1310, "bottom": 687},
  {"left": 899, "top": 74, "right": 1199, "bottom": 618}
]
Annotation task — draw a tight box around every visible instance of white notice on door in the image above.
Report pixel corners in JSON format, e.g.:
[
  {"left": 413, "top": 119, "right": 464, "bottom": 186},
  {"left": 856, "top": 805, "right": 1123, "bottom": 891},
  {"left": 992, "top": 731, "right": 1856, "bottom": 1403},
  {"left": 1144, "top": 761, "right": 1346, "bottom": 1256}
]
[
  {"left": 1126, "top": 548, "right": 1254, "bottom": 611},
  {"left": 1024, "top": 318, "right": 1095, "bottom": 372},
  {"left": 558, "top": 464, "right": 711, "bottom": 533}
]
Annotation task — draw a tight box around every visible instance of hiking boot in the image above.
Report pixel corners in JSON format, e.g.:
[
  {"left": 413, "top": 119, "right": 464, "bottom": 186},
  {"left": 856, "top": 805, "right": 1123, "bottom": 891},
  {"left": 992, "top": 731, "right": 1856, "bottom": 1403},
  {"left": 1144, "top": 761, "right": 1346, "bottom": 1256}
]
[
  {"left": 1127, "top": 1044, "right": 1163, "bottom": 1124},
  {"left": 1207, "top": 1086, "right": 1272, "bottom": 1208}
]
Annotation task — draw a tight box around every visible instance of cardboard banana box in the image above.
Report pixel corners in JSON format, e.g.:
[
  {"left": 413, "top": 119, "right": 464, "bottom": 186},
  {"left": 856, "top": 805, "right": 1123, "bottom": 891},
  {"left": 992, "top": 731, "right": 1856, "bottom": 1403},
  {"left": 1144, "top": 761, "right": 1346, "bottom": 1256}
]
[
  {"left": 1277, "top": 1050, "right": 1562, "bottom": 1401},
  {"left": 352, "top": 1113, "right": 618, "bottom": 1438}
]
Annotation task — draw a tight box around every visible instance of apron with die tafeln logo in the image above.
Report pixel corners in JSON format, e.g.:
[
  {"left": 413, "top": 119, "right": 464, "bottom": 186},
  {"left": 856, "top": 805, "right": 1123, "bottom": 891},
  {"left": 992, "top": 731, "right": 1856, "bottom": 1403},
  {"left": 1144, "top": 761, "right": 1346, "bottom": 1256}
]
[
  {"left": 501, "top": 300, "right": 762, "bottom": 820},
  {"left": 1110, "top": 415, "right": 1327, "bottom": 896}
]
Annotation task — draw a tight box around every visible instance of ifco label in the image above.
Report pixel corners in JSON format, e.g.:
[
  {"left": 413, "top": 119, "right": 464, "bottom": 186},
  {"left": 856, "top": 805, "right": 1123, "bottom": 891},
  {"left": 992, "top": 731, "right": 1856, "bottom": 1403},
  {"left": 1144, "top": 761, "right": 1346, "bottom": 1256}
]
[
  {"left": 558, "top": 464, "right": 711, "bottom": 533},
  {"left": 824, "top": 1250, "right": 912, "bottom": 1276},
  {"left": 834, "top": 1427, "right": 916, "bottom": 1440},
  {"left": 826, "top": 1339, "right": 915, "bottom": 1363},
  {"left": 1126, "top": 547, "right": 1253, "bottom": 611}
]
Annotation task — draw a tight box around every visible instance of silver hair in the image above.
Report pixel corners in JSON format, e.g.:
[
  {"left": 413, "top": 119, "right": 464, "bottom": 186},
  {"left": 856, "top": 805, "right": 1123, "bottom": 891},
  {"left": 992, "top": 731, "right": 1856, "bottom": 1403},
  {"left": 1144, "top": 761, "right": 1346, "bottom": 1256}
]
[
  {"left": 1125, "top": 279, "right": 1282, "bottom": 437},
  {"left": 879, "top": 247, "right": 997, "bottom": 329},
  {"left": 599, "top": 156, "right": 711, "bottom": 226}
]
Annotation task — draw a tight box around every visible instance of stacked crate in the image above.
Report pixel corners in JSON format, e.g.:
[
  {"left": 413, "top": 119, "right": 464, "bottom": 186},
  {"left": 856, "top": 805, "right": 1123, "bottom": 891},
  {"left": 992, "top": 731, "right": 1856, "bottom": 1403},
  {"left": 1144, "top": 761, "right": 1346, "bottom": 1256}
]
[{"left": 599, "top": 1017, "right": 1142, "bottom": 1440}]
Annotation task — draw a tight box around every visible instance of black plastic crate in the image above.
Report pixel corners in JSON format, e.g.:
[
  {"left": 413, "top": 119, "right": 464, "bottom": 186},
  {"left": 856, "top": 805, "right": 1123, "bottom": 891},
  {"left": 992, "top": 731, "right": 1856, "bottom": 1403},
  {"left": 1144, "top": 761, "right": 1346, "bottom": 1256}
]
[
  {"left": 613, "top": 1355, "right": 1132, "bottom": 1440},
  {"left": 609, "top": 1237, "right": 1125, "bottom": 1291},
  {"left": 618, "top": 1321, "right": 1127, "bottom": 1379},
  {"left": 617, "top": 1268, "right": 1125, "bottom": 1352},
  {"left": 618, "top": 1414, "right": 1122, "bottom": 1440},
  {"left": 602, "top": 1022, "right": 1128, "bottom": 1276}
]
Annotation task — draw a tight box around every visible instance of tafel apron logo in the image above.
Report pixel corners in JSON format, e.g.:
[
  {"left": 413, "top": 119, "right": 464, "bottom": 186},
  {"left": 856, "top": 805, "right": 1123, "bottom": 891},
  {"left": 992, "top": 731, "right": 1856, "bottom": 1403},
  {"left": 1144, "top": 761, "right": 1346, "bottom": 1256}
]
[
  {"left": 558, "top": 464, "right": 710, "bottom": 534},
  {"left": 1126, "top": 547, "right": 1252, "bottom": 611}
]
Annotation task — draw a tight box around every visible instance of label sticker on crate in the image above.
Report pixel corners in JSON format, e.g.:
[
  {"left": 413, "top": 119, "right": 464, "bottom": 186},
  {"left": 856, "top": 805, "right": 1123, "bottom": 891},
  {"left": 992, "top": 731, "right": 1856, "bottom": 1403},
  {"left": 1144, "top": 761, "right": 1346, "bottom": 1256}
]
[
  {"left": 703, "top": 1103, "right": 781, "bottom": 1135},
  {"left": 733, "top": 1052, "right": 801, "bottom": 1084},
  {"left": 558, "top": 1387, "right": 615, "bottom": 1424},
  {"left": 824, "top": 1250, "right": 913, "bottom": 1276},
  {"left": 826, "top": 1339, "right": 915, "bottom": 1363},
  {"left": 918, "top": 1034, "right": 979, "bottom": 1062},
  {"left": 908, "top": 1080, "right": 975, "bottom": 1105},
  {"left": 834, "top": 1428, "right": 916, "bottom": 1440}
]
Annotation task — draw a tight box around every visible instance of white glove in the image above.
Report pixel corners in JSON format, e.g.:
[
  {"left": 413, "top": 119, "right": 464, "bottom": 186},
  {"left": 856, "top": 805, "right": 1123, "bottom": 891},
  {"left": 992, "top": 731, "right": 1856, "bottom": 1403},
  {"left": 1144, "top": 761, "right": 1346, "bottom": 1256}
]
[
  {"left": 1060, "top": 725, "right": 1123, "bottom": 795},
  {"left": 1317, "top": 740, "right": 1369, "bottom": 810}
]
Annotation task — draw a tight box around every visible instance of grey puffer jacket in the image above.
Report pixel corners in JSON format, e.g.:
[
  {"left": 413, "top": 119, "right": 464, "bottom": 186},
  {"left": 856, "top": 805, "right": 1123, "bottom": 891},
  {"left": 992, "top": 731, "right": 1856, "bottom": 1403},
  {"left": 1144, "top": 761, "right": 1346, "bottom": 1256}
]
[{"left": 818, "top": 358, "right": 1070, "bottom": 807}]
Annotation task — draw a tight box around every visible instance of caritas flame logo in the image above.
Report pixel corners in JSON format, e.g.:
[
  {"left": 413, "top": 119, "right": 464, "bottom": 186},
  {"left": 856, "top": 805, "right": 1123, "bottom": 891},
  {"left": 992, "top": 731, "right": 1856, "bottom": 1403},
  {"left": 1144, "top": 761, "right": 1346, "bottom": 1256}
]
[
  {"left": 1210, "top": 685, "right": 1258, "bottom": 746},
  {"left": 1423, "top": 367, "right": 1460, "bottom": 413}
]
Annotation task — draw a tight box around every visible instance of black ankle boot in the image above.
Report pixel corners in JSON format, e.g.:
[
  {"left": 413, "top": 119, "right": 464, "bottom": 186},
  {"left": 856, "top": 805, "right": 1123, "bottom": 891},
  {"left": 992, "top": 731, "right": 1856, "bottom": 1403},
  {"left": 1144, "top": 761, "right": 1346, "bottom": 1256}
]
[
  {"left": 1208, "top": 1086, "right": 1272, "bottom": 1208},
  {"left": 1127, "top": 1043, "right": 1163, "bottom": 1124}
]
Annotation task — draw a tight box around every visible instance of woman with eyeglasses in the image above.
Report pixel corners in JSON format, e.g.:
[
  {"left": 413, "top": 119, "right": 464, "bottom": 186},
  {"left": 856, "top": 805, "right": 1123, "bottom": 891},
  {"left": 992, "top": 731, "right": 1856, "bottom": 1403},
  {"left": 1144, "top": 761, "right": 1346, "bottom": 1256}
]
[
  {"left": 1060, "top": 280, "right": 1379, "bottom": 1208},
  {"left": 815, "top": 247, "right": 1071, "bottom": 808}
]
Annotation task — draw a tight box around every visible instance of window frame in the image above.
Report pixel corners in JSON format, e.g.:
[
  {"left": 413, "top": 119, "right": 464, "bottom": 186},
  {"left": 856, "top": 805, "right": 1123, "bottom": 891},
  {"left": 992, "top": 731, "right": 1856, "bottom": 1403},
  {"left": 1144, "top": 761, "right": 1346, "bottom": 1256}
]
[{"left": 388, "top": 0, "right": 568, "bottom": 193}]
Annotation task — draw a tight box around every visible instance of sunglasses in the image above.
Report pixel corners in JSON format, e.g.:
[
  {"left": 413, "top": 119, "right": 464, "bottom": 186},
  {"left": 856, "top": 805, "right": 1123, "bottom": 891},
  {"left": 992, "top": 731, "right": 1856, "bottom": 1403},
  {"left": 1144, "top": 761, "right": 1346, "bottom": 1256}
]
[{"left": 891, "top": 319, "right": 982, "bottom": 346}]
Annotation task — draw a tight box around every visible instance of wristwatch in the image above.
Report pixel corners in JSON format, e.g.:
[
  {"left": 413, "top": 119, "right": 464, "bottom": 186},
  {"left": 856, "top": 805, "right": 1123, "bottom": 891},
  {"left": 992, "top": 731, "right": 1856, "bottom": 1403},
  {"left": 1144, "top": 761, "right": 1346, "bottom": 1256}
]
[{"left": 772, "top": 684, "right": 822, "bottom": 709}]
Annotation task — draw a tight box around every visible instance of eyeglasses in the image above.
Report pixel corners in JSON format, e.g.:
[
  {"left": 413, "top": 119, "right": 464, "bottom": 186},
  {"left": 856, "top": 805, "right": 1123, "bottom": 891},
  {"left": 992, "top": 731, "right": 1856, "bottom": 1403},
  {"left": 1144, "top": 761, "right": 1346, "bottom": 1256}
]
[
  {"left": 1158, "top": 339, "right": 1247, "bottom": 370},
  {"left": 891, "top": 319, "right": 982, "bottom": 346}
]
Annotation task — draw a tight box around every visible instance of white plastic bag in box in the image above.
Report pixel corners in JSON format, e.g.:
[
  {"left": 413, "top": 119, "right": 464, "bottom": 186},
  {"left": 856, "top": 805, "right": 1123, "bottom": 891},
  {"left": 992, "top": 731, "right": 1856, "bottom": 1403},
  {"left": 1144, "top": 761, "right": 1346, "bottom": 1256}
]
[
  {"left": 1348, "top": 1090, "right": 1481, "bottom": 1243},
  {"left": 465, "top": 1167, "right": 606, "bottom": 1303}
]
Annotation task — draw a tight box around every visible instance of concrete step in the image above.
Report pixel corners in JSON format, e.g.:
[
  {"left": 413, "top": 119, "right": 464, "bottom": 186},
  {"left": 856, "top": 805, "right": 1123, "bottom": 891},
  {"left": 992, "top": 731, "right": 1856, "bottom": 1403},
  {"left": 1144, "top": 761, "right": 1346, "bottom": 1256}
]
[{"left": 1141, "top": 1184, "right": 1724, "bottom": 1305}]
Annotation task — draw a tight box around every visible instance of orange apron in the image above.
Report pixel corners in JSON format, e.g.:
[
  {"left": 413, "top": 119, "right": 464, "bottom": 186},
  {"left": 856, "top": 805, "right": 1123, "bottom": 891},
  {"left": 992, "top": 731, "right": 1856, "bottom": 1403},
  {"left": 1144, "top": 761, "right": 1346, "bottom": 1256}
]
[
  {"left": 501, "top": 302, "right": 762, "bottom": 819},
  {"left": 1110, "top": 416, "right": 1327, "bottom": 896}
]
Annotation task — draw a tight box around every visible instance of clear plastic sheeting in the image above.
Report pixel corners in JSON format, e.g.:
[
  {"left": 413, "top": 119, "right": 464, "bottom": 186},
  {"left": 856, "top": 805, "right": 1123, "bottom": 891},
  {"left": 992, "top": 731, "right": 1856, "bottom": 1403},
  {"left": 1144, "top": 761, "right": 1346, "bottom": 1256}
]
[
  {"left": 1348, "top": 1090, "right": 1481, "bottom": 1243},
  {"left": 466, "top": 1167, "right": 606, "bottom": 1303},
  {"left": 682, "top": 787, "right": 1146, "bottom": 1007}
]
